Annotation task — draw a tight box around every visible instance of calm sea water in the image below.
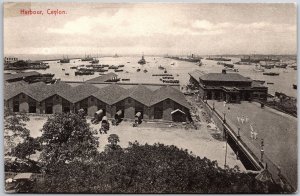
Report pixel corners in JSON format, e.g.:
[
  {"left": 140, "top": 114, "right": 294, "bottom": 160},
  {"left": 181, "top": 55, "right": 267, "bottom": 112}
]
[{"left": 5, "top": 56, "right": 297, "bottom": 97}]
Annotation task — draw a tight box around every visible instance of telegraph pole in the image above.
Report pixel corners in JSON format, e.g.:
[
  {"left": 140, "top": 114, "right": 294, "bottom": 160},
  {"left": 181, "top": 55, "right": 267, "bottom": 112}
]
[
  {"left": 260, "top": 138, "right": 264, "bottom": 162},
  {"left": 224, "top": 128, "right": 228, "bottom": 168}
]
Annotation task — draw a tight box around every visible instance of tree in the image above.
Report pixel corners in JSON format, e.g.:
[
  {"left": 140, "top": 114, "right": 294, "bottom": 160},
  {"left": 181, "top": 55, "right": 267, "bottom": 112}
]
[
  {"left": 105, "top": 134, "right": 121, "bottom": 151},
  {"left": 11, "top": 136, "right": 41, "bottom": 159},
  {"left": 39, "top": 113, "right": 99, "bottom": 172},
  {"left": 4, "top": 112, "right": 30, "bottom": 155},
  {"left": 34, "top": 143, "right": 284, "bottom": 193}
]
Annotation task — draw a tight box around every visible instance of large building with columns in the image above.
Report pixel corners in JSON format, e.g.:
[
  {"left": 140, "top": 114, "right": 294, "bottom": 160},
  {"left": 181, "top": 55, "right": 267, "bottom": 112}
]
[
  {"left": 4, "top": 81, "right": 191, "bottom": 122},
  {"left": 189, "top": 69, "right": 268, "bottom": 103}
]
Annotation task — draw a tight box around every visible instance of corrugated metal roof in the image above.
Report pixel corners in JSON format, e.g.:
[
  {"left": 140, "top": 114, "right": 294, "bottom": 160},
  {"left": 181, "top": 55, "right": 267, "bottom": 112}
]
[
  {"left": 61, "top": 83, "right": 100, "bottom": 103},
  {"left": 4, "top": 71, "right": 40, "bottom": 81},
  {"left": 188, "top": 69, "right": 206, "bottom": 81},
  {"left": 124, "top": 85, "right": 153, "bottom": 106},
  {"left": 150, "top": 85, "right": 190, "bottom": 109},
  {"left": 4, "top": 82, "right": 27, "bottom": 101},
  {"left": 200, "top": 73, "right": 252, "bottom": 82},
  {"left": 5, "top": 82, "right": 190, "bottom": 110},
  {"left": 86, "top": 73, "right": 118, "bottom": 82},
  {"left": 92, "top": 83, "right": 127, "bottom": 105}
]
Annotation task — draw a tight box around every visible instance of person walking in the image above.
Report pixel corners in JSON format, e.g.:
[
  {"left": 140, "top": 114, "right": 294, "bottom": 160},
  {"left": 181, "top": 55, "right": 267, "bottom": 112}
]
[
  {"left": 253, "top": 131, "right": 258, "bottom": 140},
  {"left": 241, "top": 116, "right": 245, "bottom": 124}
]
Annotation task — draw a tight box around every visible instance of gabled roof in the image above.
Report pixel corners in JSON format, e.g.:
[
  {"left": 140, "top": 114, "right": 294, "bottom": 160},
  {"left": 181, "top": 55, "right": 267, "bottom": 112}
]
[
  {"left": 150, "top": 85, "right": 190, "bottom": 109},
  {"left": 23, "top": 82, "right": 53, "bottom": 101},
  {"left": 4, "top": 71, "right": 41, "bottom": 81},
  {"left": 200, "top": 73, "right": 252, "bottom": 82},
  {"left": 92, "top": 83, "right": 127, "bottom": 105},
  {"left": 61, "top": 83, "right": 99, "bottom": 103},
  {"left": 4, "top": 81, "right": 73, "bottom": 102},
  {"left": 86, "top": 72, "right": 118, "bottom": 82},
  {"left": 188, "top": 69, "right": 206, "bottom": 81},
  {"left": 4, "top": 82, "right": 27, "bottom": 101},
  {"left": 125, "top": 85, "right": 153, "bottom": 106}
]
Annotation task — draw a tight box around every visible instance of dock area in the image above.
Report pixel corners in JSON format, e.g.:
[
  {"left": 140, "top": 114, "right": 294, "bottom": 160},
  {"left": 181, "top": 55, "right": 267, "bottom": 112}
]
[{"left": 206, "top": 100, "right": 297, "bottom": 189}]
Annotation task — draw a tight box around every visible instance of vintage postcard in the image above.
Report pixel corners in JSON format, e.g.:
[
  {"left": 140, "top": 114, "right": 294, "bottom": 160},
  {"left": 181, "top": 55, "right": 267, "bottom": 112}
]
[{"left": 3, "top": 2, "right": 297, "bottom": 193}]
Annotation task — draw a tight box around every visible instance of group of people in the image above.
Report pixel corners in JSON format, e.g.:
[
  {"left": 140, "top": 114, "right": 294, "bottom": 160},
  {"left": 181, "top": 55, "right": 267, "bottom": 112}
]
[
  {"left": 237, "top": 115, "right": 258, "bottom": 140},
  {"left": 237, "top": 115, "right": 249, "bottom": 124}
]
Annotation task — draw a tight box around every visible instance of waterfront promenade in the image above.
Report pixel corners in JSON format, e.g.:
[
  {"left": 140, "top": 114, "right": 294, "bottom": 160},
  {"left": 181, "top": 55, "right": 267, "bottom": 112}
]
[{"left": 207, "top": 100, "right": 297, "bottom": 189}]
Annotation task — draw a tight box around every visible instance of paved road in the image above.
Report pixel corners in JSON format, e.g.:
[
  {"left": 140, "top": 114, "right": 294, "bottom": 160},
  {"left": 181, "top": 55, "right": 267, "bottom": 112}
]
[{"left": 207, "top": 100, "right": 297, "bottom": 189}]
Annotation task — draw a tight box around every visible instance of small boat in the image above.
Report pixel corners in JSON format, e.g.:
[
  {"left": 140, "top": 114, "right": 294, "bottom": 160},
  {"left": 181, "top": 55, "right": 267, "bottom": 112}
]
[
  {"left": 293, "top": 84, "right": 297, "bottom": 89},
  {"left": 253, "top": 80, "right": 265, "bottom": 85},
  {"left": 275, "top": 63, "right": 288, "bottom": 68},
  {"left": 122, "top": 78, "right": 130, "bottom": 81},
  {"left": 158, "top": 65, "right": 165, "bottom": 70},
  {"left": 171, "top": 62, "right": 175, "bottom": 65},
  {"left": 75, "top": 70, "right": 94, "bottom": 76},
  {"left": 263, "top": 72, "right": 280, "bottom": 76},
  {"left": 91, "top": 59, "right": 99, "bottom": 64},
  {"left": 144, "top": 69, "right": 148, "bottom": 73},
  {"left": 70, "top": 66, "right": 77, "bottom": 69},
  {"left": 164, "top": 69, "right": 167, "bottom": 73},
  {"left": 127, "top": 62, "right": 130, "bottom": 63},
  {"left": 62, "top": 68, "right": 65, "bottom": 71},
  {"left": 266, "top": 82, "right": 274, "bottom": 85},
  {"left": 109, "top": 65, "right": 118, "bottom": 69},
  {"left": 118, "top": 64, "right": 125, "bottom": 67},
  {"left": 114, "top": 69, "right": 123, "bottom": 72},
  {"left": 224, "top": 67, "right": 239, "bottom": 72},
  {"left": 223, "top": 63, "right": 234, "bottom": 68},
  {"left": 65, "top": 73, "right": 69, "bottom": 76},
  {"left": 253, "top": 67, "right": 264, "bottom": 72},
  {"left": 137, "top": 68, "right": 141, "bottom": 72}
]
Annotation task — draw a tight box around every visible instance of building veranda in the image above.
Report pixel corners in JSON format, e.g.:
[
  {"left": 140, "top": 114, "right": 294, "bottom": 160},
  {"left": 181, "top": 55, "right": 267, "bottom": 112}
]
[{"left": 189, "top": 69, "right": 268, "bottom": 103}]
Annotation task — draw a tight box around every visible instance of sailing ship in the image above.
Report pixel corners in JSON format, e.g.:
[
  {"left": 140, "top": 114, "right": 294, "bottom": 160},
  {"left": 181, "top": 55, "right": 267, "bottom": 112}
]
[
  {"left": 81, "top": 54, "right": 93, "bottom": 61},
  {"left": 240, "top": 56, "right": 260, "bottom": 63},
  {"left": 60, "top": 55, "right": 70, "bottom": 63}
]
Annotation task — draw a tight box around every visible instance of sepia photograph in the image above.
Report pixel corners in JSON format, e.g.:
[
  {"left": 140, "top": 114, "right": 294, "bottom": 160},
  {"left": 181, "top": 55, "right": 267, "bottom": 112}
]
[{"left": 3, "top": 2, "right": 297, "bottom": 193}]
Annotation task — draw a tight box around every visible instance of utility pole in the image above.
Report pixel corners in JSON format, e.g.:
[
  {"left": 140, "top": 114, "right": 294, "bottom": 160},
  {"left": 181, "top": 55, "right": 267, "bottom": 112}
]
[
  {"left": 224, "top": 128, "right": 228, "bottom": 168},
  {"left": 260, "top": 138, "right": 264, "bottom": 162}
]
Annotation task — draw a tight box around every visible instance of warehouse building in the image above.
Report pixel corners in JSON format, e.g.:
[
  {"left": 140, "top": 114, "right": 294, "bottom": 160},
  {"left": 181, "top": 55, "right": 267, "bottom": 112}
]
[
  {"left": 189, "top": 69, "right": 268, "bottom": 103},
  {"left": 4, "top": 81, "right": 191, "bottom": 122}
]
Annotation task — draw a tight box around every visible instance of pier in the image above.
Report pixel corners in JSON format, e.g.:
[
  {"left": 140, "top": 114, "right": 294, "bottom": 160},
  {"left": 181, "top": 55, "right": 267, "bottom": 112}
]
[{"left": 201, "top": 99, "right": 296, "bottom": 191}]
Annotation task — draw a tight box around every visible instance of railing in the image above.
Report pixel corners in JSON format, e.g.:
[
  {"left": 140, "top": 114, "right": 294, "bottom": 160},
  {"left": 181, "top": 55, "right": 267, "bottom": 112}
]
[
  {"left": 201, "top": 99, "right": 295, "bottom": 191},
  {"left": 201, "top": 99, "right": 262, "bottom": 170}
]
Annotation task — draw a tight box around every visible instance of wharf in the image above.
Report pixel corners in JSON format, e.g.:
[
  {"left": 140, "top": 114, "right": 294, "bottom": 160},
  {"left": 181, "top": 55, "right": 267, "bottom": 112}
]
[{"left": 206, "top": 100, "right": 297, "bottom": 190}]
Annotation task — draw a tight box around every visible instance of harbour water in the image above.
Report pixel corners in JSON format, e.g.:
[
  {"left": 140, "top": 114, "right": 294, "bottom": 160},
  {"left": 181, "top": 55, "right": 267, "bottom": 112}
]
[{"left": 5, "top": 56, "right": 297, "bottom": 97}]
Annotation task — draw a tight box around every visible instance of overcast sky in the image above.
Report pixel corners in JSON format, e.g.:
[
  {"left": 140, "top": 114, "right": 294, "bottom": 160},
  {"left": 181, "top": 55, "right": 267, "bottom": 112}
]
[{"left": 4, "top": 3, "right": 297, "bottom": 56}]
